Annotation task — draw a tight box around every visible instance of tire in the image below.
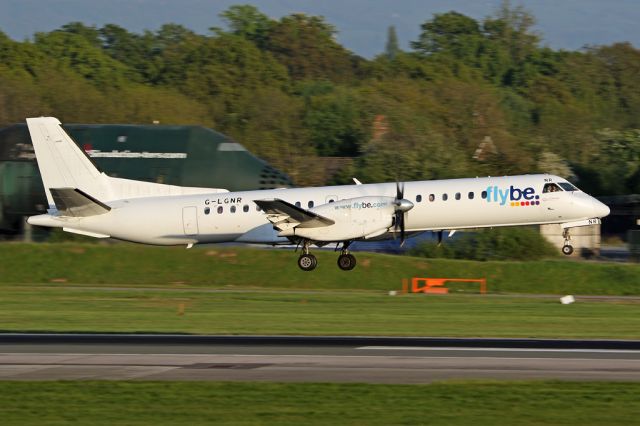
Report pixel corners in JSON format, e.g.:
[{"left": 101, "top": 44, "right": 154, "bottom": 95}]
[
  {"left": 562, "top": 245, "right": 574, "bottom": 256},
  {"left": 337, "top": 253, "right": 357, "bottom": 271},
  {"left": 298, "top": 254, "right": 317, "bottom": 271}
]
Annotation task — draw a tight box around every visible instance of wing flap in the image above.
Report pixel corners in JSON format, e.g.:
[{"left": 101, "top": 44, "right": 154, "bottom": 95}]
[
  {"left": 50, "top": 187, "right": 111, "bottom": 217},
  {"left": 254, "top": 199, "right": 334, "bottom": 229}
]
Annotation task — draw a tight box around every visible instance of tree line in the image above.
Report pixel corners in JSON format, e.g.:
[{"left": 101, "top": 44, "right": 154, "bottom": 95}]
[{"left": 1, "top": 2, "right": 640, "bottom": 193}]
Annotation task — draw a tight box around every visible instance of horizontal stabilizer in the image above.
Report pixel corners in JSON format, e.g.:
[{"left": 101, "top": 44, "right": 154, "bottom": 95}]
[
  {"left": 50, "top": 188, "right": 111, "bottom": 217},
  {"left": 254, "top": 198, "right": 334, "bottom": 229}
]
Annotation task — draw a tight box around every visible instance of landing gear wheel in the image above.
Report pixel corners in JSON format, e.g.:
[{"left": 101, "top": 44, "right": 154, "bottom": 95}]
[
  {"left": 337, "top": 253, "right": 357, "bottom": 271},
  {"left": 298, "top": 254, "right": 318, "bottom": 271},
  {"left": 561, "top": 228, "right": 573, "bottom": 256}
]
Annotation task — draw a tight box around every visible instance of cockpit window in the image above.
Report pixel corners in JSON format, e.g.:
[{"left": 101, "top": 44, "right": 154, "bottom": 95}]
[
  {"left": 543, "top": 183, "right": 562, "bottom": 193},
  {"left": 558, "top": 182, "right": 578, "bottom": 192}
]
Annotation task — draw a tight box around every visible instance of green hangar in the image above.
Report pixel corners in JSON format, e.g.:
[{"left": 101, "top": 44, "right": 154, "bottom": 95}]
[{"left": 0, "top": 123, "right": 292, "bottom": 234}]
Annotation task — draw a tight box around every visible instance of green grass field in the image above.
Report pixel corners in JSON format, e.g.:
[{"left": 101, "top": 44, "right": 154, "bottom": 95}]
[
  {"left": 0, "top": 243, "right": 639, "bottom": 338},
  {"left": 1, "top": 243, "right": 640, "bottom": 295},
  {"left": 1, "top": 244, "right": 638, "bottom": 424},
  {"left": 1, "top": 286, "right": 639, "bottom": 338},
  {"left": 0, "top": 381, "right": 638, "bottom": 425}
]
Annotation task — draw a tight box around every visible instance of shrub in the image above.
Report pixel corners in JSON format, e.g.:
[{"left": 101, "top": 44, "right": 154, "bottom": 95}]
[{"left": 408, "top": 227, "right": 558, "bottom": 261}]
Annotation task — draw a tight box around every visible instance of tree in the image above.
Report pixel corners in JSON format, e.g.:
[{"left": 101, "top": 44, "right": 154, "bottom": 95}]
[
  {"left": 482, "top": 0, "right": 542, "bottom": 86},
  {"left": 219, "top": 4, "right": 273, "bottom": 48},
  {"left": 303, "top": 88, "right": 368, "bottom": 156},
  {"left": 265, "top": 13, "right": 361, "bottom": 82},
  {"left": 484, "top": 0, "right": 539, "bottom": 64},
  {"left": 385, "top": 26, "right": 400, "bottom": 60},
  {"left": 58, "top": 22, "right": 101, "bottom": 48},
  {"left": 411, "top": 11, "right": 482, "bottom": 59},
  {"left": 33, "top": 30, "right": 131, "bottom": 88},
  {"left": 592, "top": 43, "right": 640, "bottom": 127},
  {"left": 536, "top": 151, "right": 575, "bottom": 180}
]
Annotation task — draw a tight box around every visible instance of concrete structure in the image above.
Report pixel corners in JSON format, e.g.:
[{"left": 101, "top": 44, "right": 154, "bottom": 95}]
[{"left": 540, "top": 223, "right": 601, "bottom": 258}]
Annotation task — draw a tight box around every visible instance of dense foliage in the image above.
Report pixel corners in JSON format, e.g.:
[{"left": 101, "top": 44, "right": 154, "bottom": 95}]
[
  {"left": 408, "top": 227, "right": 558, "bottom": 261},
  {"left": 1, "top": 2, "right": 639, "bottom": 192}
]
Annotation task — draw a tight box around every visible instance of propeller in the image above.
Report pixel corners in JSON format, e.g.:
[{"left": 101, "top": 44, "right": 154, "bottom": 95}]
[{"left": 393, "top": 182, "right": 414, "bottom": 246}]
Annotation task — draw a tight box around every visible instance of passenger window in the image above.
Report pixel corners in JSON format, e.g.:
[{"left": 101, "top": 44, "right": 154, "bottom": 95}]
[
  {"left": 308, "top": 201, "right": 314, "bottom": 208},
  {"left": 543, "top": 183, "right": 563, "bottom": 193},
  {"left": 243, "top": 205, "right": 249, "bottom": 213},
  {"left": 217, "top": 206, "right": 223, "bottom": 214},
  {"left": 416, "top": 195, "right": 422, "bottom": 203},
  {"left": 455, "top": 192, "right": 461, "bottom": 200},
  {"left": 204, "top": 207, "right": 210, "bottom": 215},
  {"left": 442, "top": 194, "right": 448, "bottom": 201},
  {"left": 295, "top": 201, "right": 301, "bottom": 207},
  {"left": 481, "top": 190, "right": 487, "bottom": 199},
  {"left": 429, "top": 194, "right": 435, "bottom": 202},
  {"left": 468, "top": 192, "right": 474, "bottom": 200},
  {"left": 230, "top": 205, "right": 236, "bottom": 213}
]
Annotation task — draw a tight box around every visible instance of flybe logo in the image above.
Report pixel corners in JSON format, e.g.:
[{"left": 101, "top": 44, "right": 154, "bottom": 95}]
[{"left": 486, "top": 186, "right": 541, "bottom": 207}]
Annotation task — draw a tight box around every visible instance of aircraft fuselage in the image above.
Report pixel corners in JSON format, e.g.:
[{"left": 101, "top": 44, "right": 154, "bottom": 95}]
[{"left": 29, "top": 174, "right": 609, "bottom": 246}]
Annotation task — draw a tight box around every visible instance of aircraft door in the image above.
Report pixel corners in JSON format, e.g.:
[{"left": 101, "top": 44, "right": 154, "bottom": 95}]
[
  {"left": 541, "top": 183, "right": 564, "bottom": 221},
  {"left": 182, "top": 206, "right": 199, "bottom": 235}
]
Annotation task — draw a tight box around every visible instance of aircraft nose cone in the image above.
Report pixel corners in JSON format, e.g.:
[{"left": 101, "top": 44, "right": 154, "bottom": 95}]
[{"left": 593, "top": 199, "right": 610, "bottom": 218}]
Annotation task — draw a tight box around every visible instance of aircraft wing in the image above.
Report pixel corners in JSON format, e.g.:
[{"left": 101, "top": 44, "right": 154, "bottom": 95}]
[
  {"left": 254, "top": 198, "right": 334, "bottom": 229},
  {"left": 50, "top": 187, "right": 111, "bottom": 217}
]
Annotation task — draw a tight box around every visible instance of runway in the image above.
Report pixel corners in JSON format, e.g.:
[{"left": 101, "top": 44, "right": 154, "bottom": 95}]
[{"left": 1, "top": 334, "right": 639, "bottom": 383}]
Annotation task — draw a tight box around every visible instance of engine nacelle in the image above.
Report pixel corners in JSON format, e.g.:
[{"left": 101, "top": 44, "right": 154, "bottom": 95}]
[{"left": 280, "top": 196, "right": 395, "bottom": 242}]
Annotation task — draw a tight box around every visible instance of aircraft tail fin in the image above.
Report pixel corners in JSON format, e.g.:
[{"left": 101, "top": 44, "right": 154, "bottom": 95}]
[
  {"left": 26, "top": 117, "right": 110, "bottom": 209},
  {"left": 26, "top": 117, "right": 229, "bottom": 208}
]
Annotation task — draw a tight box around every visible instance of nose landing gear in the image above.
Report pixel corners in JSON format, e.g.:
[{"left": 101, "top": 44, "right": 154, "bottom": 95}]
[{"left": 562, "top": 228, "right": 574, "bottom": 256}]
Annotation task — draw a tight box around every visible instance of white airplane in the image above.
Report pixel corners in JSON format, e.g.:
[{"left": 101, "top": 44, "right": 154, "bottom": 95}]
[{"left": 26, "top": 117, "right": 610, "bottom": 271}]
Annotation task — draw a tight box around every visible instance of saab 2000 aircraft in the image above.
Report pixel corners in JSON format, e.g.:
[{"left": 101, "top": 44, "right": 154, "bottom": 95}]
[{"left": 26, "top": 117, "right": 610, "bottom": 271}]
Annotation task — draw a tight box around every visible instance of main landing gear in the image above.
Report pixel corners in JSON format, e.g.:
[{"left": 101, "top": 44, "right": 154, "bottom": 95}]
[
  {"left": 298, "top": 253, "right": 318, "bottom": 271},
  {"left": 337, "top": 242, "right": 356, "bottom": 271},
  {"left": 296, "top": 240, "right": 357, "bottom": 271},
  {"left": 562, "top": 228, "right": 574, "bottom": 256},
  {"left": 297, "top": 240, "right": 318, "bottom": 271}
]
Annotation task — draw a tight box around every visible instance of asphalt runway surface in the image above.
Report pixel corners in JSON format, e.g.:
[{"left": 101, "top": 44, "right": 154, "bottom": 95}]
[{"left": 1, "top": 334, "right": 639, "bottom": 383}]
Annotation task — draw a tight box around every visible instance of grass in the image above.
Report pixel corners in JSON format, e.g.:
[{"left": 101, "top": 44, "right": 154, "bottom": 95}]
[
  {"left": 1, "top": 287, "right": 639, "bottom": 338},
  {"left": 1, "top": 243, "right": 639, "bottom": 338},
  {"left": 0, "top": 381, "right": 638, "bottom": 425},
  {"left": 1, "top": 242, "right": 640, "bottom": 295},
  {"left": 1, "top": 244, "right": 638, "bottom": 423}
]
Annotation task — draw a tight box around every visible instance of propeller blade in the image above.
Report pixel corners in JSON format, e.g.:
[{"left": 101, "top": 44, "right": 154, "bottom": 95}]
[
  {"left": 392, "top": 181, "right": 411, "bottom": 247},
  {"left": 396, "top": 181, "right": 404, "bottom": 201}
]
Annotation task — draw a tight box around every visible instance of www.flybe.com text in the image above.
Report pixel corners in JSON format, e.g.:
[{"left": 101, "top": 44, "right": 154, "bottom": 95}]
[{"left": 335, "top": 201, "right": 389, "bottom": 210}]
